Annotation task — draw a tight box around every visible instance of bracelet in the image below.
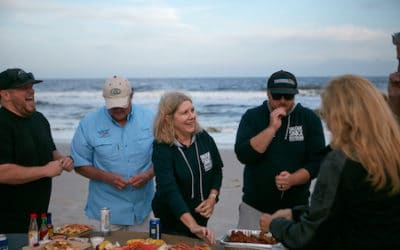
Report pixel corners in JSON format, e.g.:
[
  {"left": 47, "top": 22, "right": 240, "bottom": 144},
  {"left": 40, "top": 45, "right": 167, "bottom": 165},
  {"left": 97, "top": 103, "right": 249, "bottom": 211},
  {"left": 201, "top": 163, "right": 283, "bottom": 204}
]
[{"left": 208, "top": 193, "right": 217, "bottom": 199}]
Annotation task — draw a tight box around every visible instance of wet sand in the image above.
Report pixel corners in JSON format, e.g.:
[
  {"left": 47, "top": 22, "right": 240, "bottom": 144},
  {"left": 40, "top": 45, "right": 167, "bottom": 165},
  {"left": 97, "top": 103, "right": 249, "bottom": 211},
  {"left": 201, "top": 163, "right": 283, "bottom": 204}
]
[{"left": 50, "top": 143, "right": 243, "bottom": 238}]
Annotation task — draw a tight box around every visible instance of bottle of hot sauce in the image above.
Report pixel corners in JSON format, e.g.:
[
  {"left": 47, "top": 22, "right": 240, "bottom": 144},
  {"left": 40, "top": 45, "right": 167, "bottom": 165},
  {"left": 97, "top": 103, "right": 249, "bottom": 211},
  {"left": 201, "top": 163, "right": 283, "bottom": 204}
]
[
  {"left": 39, "top": 213, "right": 49, "bottom": 240},
  {"left": 28, "top": 213, "right": 39, "bottom": 247},
  {"left": 47, "top": 213, "right": 54, "bottom": 239}
]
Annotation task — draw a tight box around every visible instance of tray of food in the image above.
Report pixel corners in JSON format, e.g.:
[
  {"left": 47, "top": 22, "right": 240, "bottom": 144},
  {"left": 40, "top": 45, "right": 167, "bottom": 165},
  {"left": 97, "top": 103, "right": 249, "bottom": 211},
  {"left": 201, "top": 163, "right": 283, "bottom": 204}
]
[
  {"left": 220, "top": 229, "right": 284, "bottom": 250},
  {"left": 54, "top": 224, "right": 92, "bottom": 237},
  {"left": 94, "top": 238, "right": 210, "bottom": 250},
  {"left": 22, "top": 239, "right": 91, "bottom": 250}
]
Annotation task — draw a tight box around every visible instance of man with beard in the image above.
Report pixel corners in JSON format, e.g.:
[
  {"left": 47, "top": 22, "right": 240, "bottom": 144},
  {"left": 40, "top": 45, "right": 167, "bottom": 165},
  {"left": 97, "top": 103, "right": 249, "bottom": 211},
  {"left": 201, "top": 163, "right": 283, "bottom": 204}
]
[
  {"left": 0, "top": 68, "right": 74, "bottom": 247},
  {"left": 234, "top": 70, "right": 326, "bottom": 229}
]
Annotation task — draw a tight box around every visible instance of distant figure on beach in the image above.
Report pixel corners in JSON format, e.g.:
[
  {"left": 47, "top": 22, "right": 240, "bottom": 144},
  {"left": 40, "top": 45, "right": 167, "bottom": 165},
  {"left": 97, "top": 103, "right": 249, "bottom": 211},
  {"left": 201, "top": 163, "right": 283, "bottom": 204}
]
[
  {"left": 70, "top": 76, "right": 155, "bottom": 231},
  {"left": 235, "top": 70, "right": 326, "bottom": 229},
  {"left": 0, "top": 68, "right": 74, "bottom": 234},
  {"left": 260, "top": 74, "right": 400, "bottom": 250},
  {"left": 152, "top": 92, "right": 223, "bottom": 245},
  {"left": 388, "top": 32, "right": 400, "bottom": 118}
]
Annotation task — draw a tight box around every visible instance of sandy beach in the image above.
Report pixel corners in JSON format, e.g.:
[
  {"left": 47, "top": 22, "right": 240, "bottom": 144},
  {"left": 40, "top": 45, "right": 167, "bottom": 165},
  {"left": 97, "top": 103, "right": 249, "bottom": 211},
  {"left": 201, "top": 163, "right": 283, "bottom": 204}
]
[{"left": 50, "top": 143, "right": 243, "bottom": 239}]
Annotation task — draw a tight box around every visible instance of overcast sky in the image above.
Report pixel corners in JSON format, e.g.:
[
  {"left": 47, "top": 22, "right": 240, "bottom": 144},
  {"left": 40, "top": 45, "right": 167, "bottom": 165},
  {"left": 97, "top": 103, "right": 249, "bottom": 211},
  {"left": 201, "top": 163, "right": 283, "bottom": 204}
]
[{"left": 0, "top": 0, "right": 399, "bottom": 78}]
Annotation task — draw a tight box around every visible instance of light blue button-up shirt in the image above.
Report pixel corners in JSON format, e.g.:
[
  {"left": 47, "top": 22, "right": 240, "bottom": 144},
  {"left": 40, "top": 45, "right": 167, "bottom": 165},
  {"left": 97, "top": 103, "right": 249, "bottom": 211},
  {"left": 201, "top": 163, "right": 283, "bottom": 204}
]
[{"left": 71, "top": 104, "right": 154, "bottom": 225}]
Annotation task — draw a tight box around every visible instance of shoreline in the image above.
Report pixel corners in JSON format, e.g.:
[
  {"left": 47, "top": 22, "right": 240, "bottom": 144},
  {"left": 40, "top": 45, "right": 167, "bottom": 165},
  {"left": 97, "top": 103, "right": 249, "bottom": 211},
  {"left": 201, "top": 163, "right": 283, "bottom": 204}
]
[{"left": 51, "top": 143, "right": 243, "bottom": 238}]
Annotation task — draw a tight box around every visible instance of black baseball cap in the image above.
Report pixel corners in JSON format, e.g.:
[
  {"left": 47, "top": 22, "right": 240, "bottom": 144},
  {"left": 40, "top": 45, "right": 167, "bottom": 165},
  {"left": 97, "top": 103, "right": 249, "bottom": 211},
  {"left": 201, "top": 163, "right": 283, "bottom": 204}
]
[
  {"left": 267, "top": 70, "right": 299, "bottom": 95},
  {"left": 0, "top": 68, "right": 42, "bottom": 90}
]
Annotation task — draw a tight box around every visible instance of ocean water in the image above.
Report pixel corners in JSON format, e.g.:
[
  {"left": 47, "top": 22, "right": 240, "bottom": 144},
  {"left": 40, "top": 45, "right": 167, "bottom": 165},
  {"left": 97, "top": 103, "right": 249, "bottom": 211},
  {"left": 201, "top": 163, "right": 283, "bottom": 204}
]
[{"left": 34, "top": 76, "right": 388, "bottom": 149}]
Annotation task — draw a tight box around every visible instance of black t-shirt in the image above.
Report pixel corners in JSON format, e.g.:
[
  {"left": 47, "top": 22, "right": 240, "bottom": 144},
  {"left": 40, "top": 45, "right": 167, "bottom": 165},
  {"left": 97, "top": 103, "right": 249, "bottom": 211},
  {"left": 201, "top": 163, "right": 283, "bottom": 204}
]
[{"left": 0, "top": 107, "right": 56, "bottom": 233}]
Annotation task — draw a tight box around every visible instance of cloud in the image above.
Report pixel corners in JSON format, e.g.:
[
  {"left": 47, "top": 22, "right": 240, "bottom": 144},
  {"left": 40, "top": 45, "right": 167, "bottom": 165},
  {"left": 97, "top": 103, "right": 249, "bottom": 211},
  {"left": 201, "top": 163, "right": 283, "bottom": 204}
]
[
  {"left": 0, "top": 0, "right": 189, "bottom": 29},
  {"left": 0, "top": 0, "right": 395, "bottom": 77}
]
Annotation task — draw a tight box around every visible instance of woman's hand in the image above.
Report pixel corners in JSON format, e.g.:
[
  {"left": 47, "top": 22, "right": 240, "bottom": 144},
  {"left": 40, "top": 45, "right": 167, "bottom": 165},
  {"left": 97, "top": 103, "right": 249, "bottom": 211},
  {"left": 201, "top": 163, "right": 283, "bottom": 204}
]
[
  {"left": 272, "top": 208, "right": 292, "bottom": 220},
  {"left": 190, "top": 225, "right": 215, "bottom": 245},
  {"left": 259, "top": 213, "right": 273, "bottom": 233},
  {"left": 195, "top": 197, "right": 216, "bottom": 218}
]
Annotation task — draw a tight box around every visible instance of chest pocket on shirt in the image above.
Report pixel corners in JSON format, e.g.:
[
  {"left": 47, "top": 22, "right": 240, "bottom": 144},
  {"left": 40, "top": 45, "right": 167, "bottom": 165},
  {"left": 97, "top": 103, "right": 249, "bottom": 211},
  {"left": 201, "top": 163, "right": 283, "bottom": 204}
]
[
  {"left": 200, "top": 152, "right": 213, "bottom": 172},
  {"left": 93, "top": 137, "right": 119, "bottom": 160}
]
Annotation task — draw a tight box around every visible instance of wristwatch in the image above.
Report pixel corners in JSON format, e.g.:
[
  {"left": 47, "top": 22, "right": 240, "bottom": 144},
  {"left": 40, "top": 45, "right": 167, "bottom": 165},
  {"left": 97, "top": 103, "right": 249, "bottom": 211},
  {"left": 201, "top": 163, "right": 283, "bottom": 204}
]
[{"left": 208, "top": 193, "right": 219, "bottom": 202}]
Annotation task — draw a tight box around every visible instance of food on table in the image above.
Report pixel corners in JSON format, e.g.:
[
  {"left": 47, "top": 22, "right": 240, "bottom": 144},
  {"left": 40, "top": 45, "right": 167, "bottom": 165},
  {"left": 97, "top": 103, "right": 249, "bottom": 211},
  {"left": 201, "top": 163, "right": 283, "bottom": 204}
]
[
  {"left": 126, "top": 238, "right": 167, "bottom": 250},
  {"left": 167, "top": 243, "right": 210, "bottom": 250},
  {"left": 43, "top": 239, "right": 80, "bottom": 250},
  {"left": 96, "top": 240, "right": 127, "bottom": 250},
  {"left": 90, "top": 236, "right": 104, "bottom": 248},
  {"left": 227, "top": 230, "right": 278, "bottom": 245},
  {"left": 94, "top": 239, "right": 208, "bottom": 250},
  {"left": 54, "top": 224, "right": 91, "bottom": 236}
]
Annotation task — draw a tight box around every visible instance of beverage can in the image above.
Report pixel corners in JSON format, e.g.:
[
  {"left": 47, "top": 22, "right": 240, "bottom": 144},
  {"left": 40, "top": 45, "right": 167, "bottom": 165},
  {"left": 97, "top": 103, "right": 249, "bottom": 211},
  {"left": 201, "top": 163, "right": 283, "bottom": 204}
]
[
  {"left": 0, "top": 234, "right": 8, "bottom": 250},
  {"left": 100, "top": 208, "right": 111, "bottom": 235},
  {"left": 149, "top": 218, "right": 161, "bottom": 239}
]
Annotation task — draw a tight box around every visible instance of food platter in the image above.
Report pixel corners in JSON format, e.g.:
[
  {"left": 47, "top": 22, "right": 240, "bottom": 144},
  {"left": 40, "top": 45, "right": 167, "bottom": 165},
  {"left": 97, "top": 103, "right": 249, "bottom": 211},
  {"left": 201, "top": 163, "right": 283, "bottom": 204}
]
[
  {"left": 22, "top": 239, "right": 91, "bottom": 250},
  {"left": 219, "top": 229, "right": 285, "bottom": 250},
  {"left": 54, "top": 224, "right": 92, "bottom": 237}
]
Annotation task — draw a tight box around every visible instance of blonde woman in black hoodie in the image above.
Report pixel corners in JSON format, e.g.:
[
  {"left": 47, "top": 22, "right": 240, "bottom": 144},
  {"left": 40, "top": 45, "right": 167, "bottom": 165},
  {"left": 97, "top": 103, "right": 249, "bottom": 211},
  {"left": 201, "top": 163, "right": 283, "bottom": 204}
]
[{"left": 152, "top": 92, "right": 223, "bottom": 245}]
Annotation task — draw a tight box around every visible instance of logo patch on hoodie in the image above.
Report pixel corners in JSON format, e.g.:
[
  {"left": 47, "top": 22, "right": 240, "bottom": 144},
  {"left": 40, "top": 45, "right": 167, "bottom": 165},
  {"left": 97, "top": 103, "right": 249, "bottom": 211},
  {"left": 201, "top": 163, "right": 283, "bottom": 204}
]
[
  {"left": 200, "top": 152, "right": 212, "bottom": 171},
  {"left": 288, "top": 126, "right": 304, "bottom": 141}
]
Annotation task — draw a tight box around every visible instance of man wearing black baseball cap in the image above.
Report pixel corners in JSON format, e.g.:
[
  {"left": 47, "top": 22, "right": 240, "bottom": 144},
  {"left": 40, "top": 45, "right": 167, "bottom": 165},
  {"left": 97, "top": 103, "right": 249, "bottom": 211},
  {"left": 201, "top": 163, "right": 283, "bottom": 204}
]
[
  {"left": 0, "top": 68, "right": 43, "bottom": 117},
  {"left": 0, "top": 68, "right": 74, "bottom": 247},
  {"left": 235, "top": 70, "right": 326, "bottom": 229}
]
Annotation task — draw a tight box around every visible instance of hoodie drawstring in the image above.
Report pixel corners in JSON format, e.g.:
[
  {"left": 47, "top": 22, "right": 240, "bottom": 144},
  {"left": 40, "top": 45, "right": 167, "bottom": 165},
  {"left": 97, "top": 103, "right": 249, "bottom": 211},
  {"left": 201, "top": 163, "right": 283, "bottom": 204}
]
[
  {"left": 285, "top": 114, "right": 291, "bottom": 140},
  {"left": 177, "top": 140, "right": 204, "bottom": 200}
]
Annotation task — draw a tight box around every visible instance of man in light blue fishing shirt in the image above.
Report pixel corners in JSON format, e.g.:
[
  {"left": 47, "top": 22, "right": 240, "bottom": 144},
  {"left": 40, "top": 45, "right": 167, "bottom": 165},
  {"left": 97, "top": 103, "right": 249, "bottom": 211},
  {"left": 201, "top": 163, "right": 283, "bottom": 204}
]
[{"left": 71, "top": 75, "right": 155, "bottom": 231}]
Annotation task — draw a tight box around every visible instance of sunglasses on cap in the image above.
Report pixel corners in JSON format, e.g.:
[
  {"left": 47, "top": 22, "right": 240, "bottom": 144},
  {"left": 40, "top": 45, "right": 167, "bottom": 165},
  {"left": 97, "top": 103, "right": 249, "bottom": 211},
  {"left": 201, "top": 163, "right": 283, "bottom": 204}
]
[
  {"left": 15, "top": 70, "right": 35, "bottom": 83},
  {"left": 271, "top": 93, "right": 295, "bottom": 100}
]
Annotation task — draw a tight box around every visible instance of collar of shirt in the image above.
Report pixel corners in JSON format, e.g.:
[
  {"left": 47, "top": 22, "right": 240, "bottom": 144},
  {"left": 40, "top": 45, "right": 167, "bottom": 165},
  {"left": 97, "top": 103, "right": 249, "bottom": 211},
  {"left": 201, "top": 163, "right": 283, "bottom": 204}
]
[
  {"left": 173, "top": 134, "right": 197, "bottom": 148},
  {"left": 103, "top": 105, "right": 134, "bottom": 125}
]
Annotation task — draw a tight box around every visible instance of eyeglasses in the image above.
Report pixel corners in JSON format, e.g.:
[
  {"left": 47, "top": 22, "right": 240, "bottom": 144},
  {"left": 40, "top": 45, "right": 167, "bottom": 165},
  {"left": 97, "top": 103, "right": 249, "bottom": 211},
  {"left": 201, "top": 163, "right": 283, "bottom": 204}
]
[{"left": 271, "top": 93, "right": 295, "bottom": 100}]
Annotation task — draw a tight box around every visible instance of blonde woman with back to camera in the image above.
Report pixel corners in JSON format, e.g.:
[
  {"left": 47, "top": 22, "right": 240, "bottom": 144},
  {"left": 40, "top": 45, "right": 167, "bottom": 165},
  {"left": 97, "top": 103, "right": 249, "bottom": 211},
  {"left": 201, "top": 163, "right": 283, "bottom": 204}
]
[{"left": 260, "top": 75, "right": 400, "bottom": 250}]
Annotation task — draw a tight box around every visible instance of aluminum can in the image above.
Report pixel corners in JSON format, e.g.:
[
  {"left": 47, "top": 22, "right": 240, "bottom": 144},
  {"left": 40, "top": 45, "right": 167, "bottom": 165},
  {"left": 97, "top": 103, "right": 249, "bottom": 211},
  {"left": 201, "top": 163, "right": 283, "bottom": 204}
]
[
  {"left": 0, "top": 234, "right": 8, "bottom": 250},
  {"left": 100, "top": 208, "right": 111, "bottom": 235},
  {"left": 149, "top": 218, "right": 161, "bottom": 239}
]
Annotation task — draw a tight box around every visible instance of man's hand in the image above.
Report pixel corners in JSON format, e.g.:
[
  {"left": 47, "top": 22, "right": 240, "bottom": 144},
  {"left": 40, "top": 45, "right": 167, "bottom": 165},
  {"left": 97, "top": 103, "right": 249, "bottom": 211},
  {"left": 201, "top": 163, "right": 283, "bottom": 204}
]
[
  {"left": 107, "top": 172, "right": 129, "bottom": 190},
  {"left": 129, "top": 172, "right": 149, "bottom": 188},
  {"left": 275, "top": 171, "right": 292, "bottom": 191},
  {"left": 269, "top": 107, "right": 286, "bottom": 131},
  {"left": 45, "top": 160, "right": 64, "bottom": 177},
  {"left": 60, "top": 156, "right": 74, "bottom": 172}
]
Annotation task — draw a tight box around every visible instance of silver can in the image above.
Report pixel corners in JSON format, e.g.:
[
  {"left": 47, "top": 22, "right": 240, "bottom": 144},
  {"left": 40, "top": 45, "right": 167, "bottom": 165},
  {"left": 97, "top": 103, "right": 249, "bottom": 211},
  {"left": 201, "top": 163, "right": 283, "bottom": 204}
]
[
  {"left": 0, "top": 234, "right": 8, "bottom": 250},
  {"left": 100, "top": 207, "right": 111, "bottom": 235}
]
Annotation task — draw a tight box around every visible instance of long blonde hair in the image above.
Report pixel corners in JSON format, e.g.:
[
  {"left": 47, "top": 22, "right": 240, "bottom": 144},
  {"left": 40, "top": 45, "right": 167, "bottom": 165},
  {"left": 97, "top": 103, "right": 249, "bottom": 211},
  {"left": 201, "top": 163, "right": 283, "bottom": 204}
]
[
  {"left": 321, "top": 75, "right": 400, "bottom": 194},
  {"left": 153, "top": 91, "right": 202, "bottom": 145}
]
